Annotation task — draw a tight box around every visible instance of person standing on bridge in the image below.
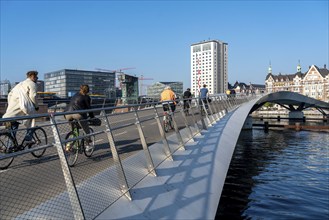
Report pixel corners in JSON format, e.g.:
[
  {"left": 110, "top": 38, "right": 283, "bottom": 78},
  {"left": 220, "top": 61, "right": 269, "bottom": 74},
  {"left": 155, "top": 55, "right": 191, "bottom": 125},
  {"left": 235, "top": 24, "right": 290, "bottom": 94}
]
[
  {"left": 199, "top": 84, "right": 209, "bottom": 107},
  {"left": 64, "top": 84, "right": 94, "bottom": 152},
  {"left": 2, "top": 71, "right": 39, "bottom": 144},
  {"left": 160, "top": 86, "right": 176, "bottom": 113}
]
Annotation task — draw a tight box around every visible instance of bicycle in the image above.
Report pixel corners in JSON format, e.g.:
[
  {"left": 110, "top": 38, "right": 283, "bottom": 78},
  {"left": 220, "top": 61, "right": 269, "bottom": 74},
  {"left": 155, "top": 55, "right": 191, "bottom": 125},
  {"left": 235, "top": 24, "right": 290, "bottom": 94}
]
[
  {"left": 183, "top": 100, "right": 191, "bottom": 116},
  {"left": 162, "top": 103, "right": 175, "bottom": 133},
  {"left": 0, "top": 122, "right": 48, "bottom": 170},
  {"left": 64, "top": 119, "right": 95, "bottom": 167},
  {"left": 200, "top": 98, "right": 208, "bottom": 116}
]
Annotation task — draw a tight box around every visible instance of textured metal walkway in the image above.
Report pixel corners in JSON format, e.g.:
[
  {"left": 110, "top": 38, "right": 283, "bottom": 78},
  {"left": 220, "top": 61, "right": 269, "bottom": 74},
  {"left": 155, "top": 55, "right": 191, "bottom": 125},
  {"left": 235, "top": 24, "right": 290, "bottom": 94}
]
[{"left": 96, "top": 99, "right": 259, "bottom": 219}]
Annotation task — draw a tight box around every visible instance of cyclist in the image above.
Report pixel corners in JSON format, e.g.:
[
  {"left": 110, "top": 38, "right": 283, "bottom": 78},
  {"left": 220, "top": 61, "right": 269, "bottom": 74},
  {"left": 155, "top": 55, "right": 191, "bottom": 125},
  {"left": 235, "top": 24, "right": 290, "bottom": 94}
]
[
  {"left": 2, "top": 71, "right": 39, "bottom": 145},
  {"left": 64, "top": 84, "right": 94, "bottom": 152},
  {"left": 160, "top": 86, "right": 176, "bottom": 113},
  {"left": 183, "top": 88, "right": 192, "bottom": 115}
]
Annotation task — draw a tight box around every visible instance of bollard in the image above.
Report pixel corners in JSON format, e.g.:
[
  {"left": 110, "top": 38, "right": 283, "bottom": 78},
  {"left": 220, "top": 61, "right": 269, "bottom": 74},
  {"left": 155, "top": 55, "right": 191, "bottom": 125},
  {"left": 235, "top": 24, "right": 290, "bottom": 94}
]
[
  {"left": 264, "top": 121, "right": 269, "bottom": 133},
  {"left": 295, "top": 122, "right": 301, "bottom": 131}
]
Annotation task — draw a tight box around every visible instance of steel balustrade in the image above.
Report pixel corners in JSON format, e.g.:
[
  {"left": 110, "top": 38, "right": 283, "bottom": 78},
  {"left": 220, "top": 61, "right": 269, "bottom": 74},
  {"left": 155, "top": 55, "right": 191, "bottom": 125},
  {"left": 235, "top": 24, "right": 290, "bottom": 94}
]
[{"left": 0, "top": 94, "right": 255, "bottom": 220}]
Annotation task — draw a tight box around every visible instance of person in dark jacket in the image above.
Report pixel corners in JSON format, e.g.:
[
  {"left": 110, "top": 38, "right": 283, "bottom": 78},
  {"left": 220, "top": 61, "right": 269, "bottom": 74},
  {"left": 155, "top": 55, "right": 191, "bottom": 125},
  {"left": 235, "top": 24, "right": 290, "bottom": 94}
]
[
  {"left": 183, "top": 88, "right": 192, "bottom": 115},
  {"left": 65, "top": 84, "right": 94, "bottom": 151}
]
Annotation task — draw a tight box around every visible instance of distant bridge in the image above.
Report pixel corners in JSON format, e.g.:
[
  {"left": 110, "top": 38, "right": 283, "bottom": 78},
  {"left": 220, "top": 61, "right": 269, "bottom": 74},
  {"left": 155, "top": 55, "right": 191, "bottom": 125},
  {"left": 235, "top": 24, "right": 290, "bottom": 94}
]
[{"left": 250, "top": 91, "right": 329, "bottom": 116}]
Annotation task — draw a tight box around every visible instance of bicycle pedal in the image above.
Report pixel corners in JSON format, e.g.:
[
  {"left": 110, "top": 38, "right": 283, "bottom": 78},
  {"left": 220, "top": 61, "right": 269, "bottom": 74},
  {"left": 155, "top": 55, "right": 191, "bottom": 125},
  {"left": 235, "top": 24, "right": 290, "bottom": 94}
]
[
  {"left": 0, "top": 147, "right": 7, "bottom": 153},
  {"left": 6, "top": 146, "right": 20, "bottom": 153}
]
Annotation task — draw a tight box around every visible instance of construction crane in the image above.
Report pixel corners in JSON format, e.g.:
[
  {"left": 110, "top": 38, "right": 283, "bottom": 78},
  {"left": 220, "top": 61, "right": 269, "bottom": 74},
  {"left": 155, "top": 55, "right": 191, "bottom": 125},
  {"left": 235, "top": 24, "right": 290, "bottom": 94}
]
[
  {"left": 95, "top": 67, "right": 135, "bottom": 73},
  {"left": 139, "top": 75, "right": 154, "bottom": 96}
]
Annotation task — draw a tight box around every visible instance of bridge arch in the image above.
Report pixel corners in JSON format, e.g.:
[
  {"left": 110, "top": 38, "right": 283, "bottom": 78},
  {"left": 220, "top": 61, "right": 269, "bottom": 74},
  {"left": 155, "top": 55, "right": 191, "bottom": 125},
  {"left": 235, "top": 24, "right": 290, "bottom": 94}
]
[{"left": 249, "top": 91, "right": 329, "bottom": 116}]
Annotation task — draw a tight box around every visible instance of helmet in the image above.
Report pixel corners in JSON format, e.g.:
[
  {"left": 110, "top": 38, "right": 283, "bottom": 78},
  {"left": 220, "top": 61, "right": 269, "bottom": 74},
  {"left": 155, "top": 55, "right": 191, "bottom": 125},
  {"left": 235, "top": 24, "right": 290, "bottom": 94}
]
[{"left": 187, "top": 88, "right": 190, "bottom": 91}]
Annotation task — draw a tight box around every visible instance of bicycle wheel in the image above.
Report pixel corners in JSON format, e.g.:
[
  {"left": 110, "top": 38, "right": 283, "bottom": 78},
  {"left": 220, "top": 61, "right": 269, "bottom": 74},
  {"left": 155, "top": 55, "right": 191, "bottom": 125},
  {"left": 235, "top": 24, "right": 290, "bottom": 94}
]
[
  {"left": 163, "top": 118, "right": 169, "bottom": 133},
  {"left": 84, "top": 128, "right": 95, "bottom": 157},
  {"left": 64, "top": 131, "right": 79, "bottom": 167},
  {"left": 169, "top": 116, "right": 174, "bottom": 129},
  {"left": 29, "top": 127, "right": 47, "bottom": 158},
  {"left": 0, "top": 133, "right": 15, "bottom": 170},
  {"left": 201, "top": 108, "right": 205, "bottom": 116}
]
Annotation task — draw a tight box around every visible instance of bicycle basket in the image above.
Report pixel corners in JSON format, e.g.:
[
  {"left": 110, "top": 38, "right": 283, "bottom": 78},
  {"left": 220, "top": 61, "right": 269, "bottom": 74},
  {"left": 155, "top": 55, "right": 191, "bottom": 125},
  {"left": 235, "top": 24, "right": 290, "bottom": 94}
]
[{"left": 88, "top": 117, "right": 102, "bottom": 126}]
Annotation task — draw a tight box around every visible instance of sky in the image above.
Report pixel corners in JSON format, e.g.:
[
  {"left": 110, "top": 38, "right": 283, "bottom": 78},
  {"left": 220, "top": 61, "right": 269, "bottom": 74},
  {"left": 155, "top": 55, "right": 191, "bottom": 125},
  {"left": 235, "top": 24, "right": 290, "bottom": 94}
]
[{"left": 0, "top": 0, "right": 328, "bottom": 90}]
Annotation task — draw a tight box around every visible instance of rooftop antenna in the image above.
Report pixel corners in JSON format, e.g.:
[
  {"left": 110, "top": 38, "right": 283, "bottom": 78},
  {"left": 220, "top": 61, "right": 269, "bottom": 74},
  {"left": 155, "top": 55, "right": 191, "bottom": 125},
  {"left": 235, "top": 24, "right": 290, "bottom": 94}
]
[
  {"left": 297, "top": 59, "right": 301, "bottom": 72},
  {"left": 268, "top": 60, "right": 272, "bottom": 74}
]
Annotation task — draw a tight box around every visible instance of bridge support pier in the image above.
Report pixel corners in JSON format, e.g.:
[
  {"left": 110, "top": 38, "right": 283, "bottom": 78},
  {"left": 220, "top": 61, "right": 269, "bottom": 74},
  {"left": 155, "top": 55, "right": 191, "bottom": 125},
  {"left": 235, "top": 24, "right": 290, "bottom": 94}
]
[
  {"left": 289, "top": 111, "right": 304, "bottom": 121},
  {"left": 242, "top": 115, "right": 253, "bottom": 130}
]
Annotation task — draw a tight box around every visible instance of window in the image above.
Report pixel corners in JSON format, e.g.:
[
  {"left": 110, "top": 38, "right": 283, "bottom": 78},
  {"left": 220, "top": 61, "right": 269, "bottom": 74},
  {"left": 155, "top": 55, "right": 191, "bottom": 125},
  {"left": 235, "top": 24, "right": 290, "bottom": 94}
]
[{"left": 193, "top": 46, "right": 201, "bottom": 52}]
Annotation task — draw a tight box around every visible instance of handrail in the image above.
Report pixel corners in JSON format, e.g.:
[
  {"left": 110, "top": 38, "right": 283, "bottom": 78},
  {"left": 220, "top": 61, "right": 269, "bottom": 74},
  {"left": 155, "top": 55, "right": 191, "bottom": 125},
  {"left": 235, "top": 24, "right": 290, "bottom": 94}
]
[{"left": 0, "top": 94, "right": 259, "bottom": 220}]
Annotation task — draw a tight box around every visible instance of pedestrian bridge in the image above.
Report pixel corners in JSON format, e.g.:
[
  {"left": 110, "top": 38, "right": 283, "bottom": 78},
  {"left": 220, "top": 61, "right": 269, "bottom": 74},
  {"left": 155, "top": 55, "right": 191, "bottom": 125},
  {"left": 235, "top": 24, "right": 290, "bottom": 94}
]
[
  {"left": 250, "top": 91, "right": 329, "bottom": 116},
  {"left": 0, "top": 92, "right": 327, "bottom": 219}
]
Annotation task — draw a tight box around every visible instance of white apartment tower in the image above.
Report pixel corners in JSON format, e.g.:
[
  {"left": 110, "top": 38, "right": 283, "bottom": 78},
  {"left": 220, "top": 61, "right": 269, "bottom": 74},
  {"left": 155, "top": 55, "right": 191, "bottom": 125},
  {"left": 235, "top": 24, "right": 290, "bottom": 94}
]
[{"left": 191, "top": 40, "right": 228, "bottom": 96}]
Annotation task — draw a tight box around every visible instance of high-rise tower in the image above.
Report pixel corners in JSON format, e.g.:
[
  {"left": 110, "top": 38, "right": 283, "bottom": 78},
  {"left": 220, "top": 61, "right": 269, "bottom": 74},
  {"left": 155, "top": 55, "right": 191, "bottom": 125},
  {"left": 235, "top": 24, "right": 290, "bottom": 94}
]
[{"left": 190, "top": 40, "right": 228, "bottom": 96}]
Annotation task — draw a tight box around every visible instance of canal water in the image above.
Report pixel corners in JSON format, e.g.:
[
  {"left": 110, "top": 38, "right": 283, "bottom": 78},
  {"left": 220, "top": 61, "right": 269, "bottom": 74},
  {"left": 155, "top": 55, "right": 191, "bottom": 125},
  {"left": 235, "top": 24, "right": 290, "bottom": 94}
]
[{"left": 216, "top": 123, "right": 329, "bottom": 219}]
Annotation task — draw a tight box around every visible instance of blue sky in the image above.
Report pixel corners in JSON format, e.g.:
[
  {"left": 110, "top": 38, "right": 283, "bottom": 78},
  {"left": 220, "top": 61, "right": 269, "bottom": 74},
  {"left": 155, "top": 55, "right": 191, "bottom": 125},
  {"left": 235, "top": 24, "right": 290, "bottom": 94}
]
[{"left": 1, "top": 0, "right": 328, "bottom": 90}]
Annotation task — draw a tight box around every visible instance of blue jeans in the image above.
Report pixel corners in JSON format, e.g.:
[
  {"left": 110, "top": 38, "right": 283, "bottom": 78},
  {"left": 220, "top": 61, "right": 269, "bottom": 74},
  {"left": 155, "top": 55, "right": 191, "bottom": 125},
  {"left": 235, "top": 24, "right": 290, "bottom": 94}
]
[{"left": 11, "top": 121, "right": 33, "bottom": 141}]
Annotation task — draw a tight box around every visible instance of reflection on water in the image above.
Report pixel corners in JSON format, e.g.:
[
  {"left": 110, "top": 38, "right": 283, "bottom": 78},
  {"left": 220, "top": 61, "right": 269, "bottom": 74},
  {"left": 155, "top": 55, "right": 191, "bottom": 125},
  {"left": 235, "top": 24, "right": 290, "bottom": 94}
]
[{"left": 216, "top": 125, "right": 329, "bottom": 219}]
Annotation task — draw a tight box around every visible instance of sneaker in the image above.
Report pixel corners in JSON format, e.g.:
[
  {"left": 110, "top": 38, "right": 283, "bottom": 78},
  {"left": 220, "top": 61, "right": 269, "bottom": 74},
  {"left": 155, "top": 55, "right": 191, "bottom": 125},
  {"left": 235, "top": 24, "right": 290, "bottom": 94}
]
[
  {"left": 7, "top": 145, "right": 20, "bottom": 153},
  {"left": 65, "top": 142, "right": 73, "bottom": 151},
  {"left": 0, "top": 146, "right": 6, "bottom": 153},
  {"left": 24, "top": 139, "right": 35, "bottom": 145},
  {"left": 85, "top": 144, "right": 93, "bottom": 152}
]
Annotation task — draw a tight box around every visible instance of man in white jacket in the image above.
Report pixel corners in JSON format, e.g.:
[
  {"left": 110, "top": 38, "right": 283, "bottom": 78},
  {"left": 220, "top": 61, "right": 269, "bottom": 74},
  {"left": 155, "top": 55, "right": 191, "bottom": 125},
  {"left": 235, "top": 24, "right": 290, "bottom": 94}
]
[{"left": 3, "top": 71, "right": 39, "bottom": 143}]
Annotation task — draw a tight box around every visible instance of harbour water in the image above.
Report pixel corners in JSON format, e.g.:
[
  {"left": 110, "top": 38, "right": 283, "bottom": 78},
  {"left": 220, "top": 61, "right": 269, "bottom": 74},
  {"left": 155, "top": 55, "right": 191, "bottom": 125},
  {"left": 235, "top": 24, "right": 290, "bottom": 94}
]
[{"left": 216, "top": 123, "right": 329, "bottom": 219}]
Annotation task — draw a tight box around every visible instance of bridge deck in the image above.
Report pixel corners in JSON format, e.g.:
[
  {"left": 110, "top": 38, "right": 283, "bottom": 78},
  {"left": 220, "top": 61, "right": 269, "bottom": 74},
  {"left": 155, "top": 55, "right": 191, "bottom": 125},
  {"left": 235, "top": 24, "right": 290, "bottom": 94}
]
[{"left": 96, "top": 100, "right": 258, "bottom": 219}]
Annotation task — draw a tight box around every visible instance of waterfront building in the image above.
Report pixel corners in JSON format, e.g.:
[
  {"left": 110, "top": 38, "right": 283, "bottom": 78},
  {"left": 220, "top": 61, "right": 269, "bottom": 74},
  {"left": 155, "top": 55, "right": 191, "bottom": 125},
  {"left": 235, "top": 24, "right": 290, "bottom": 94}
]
[
  {"left": 232, "top": 81, "right": 265, "bottom": 95},
  {"left": 44, "top": 69, "right": 116, "bottom": 98},
  {"left": 190, "top": 39, "right": 228, "bottom": 97},
  {"left": 36, "top": 80, "right": 44, "bottom": 92},
  {"left": 0, "top": 80, "right": 11, "bottom": 97},
  {"left": 117, "top": 73, "right": 139, "bottom": 104},
  {"left": 265, "top": 64, "right": 329, "bottom": 102},
  {"left": 147, "top": 82, "right": 183, "bottom": 99}
]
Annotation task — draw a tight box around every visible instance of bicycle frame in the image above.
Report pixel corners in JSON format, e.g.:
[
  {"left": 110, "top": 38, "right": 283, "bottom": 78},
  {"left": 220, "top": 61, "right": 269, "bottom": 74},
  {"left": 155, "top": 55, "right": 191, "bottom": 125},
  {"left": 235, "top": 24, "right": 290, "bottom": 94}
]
[
  {"left": 69, "top": 121, "right": 84, "bottom": 153},
  {"left": 0, "top": 124, "right": 47, "bottom": 169},
  {"left": 8, "top": 124, "right": 33, "bottom": 150},
  {"left": 64, "top": 119, "right": 95, "bottom": 167}
]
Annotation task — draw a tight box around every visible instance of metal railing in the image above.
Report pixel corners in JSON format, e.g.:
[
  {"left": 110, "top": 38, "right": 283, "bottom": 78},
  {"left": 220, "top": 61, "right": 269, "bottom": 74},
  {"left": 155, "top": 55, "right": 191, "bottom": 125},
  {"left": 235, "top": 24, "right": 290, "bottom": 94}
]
[{"left": 0, "top": 94, "right": 256, "bottom": 219}]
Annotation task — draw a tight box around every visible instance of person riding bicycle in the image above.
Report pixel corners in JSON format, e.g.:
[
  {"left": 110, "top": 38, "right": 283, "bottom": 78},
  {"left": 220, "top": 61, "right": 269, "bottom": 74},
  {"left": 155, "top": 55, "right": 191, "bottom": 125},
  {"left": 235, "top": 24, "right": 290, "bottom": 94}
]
[
  {"left": 64, "top": 84, "right": 94, "bottom": 152},
  {"left": 199, "top": 84, "right": 209, "bottom": 110},
  {"left": 183, "top": 88, "right": 192, "bottom": 115},
  {"left": 2, "top": 71, "right": 39, "bottom": 145},
  {"left": 160, "top": 86, "right": 176, "bottom": 113}
]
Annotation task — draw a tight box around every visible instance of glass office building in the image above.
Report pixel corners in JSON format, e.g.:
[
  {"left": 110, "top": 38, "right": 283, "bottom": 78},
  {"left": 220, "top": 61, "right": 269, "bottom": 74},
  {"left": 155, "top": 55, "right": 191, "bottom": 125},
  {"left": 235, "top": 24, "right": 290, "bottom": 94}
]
[
  {"left": 44, "top": 69, "right": 116, "bottom": 98},
  {"left": 147, "top": 82, "right": 183, "bottom": 100}
]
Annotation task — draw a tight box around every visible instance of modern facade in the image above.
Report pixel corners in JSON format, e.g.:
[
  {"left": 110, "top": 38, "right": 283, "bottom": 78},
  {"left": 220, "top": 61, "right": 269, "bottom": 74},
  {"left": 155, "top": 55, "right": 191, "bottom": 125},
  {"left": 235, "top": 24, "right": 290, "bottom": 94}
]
[
  {"left": 0, "top": 80, "right": 11, "bottom": 97},
  {"left": 0, "top": 80, "right": 44, "bottom": 97},
  {"left": 36, "top": 80, "right": 44, "bottom": 92},
  {"left": 191, "top": 40, "right": 228, "bottom": 97},
  {"left": 265, "top": 64, "right": 329, "bottom": 102},
  {"left": 147, "top": 82, "right": 183, "bottom": 99},
  {"left": 44, "top": 69, "right": 116, "bottom": 98}
]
